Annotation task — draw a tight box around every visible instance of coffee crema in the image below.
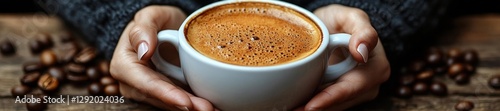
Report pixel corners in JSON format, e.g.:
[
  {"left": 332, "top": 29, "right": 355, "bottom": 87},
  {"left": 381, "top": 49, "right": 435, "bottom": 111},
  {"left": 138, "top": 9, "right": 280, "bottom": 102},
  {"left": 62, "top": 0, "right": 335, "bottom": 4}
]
[{"left": 185, "top": 2, "right": 321, "bottom": 66}]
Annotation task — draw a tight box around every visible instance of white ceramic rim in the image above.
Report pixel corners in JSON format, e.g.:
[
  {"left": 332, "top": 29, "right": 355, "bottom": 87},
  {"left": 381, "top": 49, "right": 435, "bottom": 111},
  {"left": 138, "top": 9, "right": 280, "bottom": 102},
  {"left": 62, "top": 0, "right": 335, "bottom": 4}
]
[{"left": 177, "top": 0, "right": 330, "bottom": 71}]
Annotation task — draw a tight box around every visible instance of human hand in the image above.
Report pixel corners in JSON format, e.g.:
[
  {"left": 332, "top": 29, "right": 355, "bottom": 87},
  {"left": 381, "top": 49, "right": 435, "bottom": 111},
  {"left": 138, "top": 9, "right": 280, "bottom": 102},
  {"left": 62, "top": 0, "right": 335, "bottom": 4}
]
[
  {"left": 109, "top": 6, "right": 214, "bottom": 111},
  {"left": 295, "top": 4, "right": 390, "bottom": 111}
]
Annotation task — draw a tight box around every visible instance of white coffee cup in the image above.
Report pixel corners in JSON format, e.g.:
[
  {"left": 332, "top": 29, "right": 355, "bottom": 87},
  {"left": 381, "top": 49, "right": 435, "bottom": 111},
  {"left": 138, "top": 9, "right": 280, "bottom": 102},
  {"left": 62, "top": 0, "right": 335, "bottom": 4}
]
[{"left": 151, "top": 0, "right": 358, "bottom": 110}]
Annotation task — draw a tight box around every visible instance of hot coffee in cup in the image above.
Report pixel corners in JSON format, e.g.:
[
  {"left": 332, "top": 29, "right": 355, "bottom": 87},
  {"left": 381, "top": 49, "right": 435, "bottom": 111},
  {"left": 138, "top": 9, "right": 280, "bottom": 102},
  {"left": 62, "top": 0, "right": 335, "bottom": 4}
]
[
  {"left": 152, "top": 0, "right": 358, "bottom": 110},
  {"left": 186, "top": 2, "right": 322, "bottom": 66}
]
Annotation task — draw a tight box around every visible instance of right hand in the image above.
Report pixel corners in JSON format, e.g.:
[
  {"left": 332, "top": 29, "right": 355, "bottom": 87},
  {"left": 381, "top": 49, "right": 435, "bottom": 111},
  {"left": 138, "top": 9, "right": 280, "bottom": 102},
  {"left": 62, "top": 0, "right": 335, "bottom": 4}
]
[{"left": 110, "top": 6, "right": 215, "bottom": 111}]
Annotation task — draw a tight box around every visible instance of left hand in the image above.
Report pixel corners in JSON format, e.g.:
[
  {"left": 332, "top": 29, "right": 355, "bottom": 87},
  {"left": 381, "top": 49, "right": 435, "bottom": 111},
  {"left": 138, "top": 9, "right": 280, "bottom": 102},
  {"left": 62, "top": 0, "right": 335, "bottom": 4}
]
[{"left": 295, "top": 4, "right": 390, "bottom": 111}]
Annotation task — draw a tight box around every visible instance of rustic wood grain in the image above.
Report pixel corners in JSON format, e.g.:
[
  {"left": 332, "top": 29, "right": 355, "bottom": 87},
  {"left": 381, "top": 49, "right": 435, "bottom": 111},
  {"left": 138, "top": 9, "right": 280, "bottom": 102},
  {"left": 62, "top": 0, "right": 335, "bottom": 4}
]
[{"left": 1, "top": 14, "right": 500, "bottom": 111}]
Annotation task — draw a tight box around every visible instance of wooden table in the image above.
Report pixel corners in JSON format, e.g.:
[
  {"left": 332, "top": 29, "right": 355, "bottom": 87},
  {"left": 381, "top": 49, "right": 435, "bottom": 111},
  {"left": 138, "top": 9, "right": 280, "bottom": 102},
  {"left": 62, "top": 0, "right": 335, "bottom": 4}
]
[{"left": 1, "top": 14, "right": 499, "bottom": 111}]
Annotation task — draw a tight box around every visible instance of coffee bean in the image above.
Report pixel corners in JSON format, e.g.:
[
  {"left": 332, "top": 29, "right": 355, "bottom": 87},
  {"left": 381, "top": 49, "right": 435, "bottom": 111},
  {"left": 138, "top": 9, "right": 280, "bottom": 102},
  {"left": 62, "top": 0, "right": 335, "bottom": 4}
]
[
  {"left": 1, "top": 40, "right": 16, "bottom": 55},
  {"left": 430, "top": 82, "right": 447, "bottom": 96},
  {"left": 26, "top": 100, "right": 47, "bottom": 111},
  {"left": 36, "top": 33, "right": 53, "bottom": 48},
  {"left": 446, "top": 57, "right": 459, "bottom": 66},
  {"left": 74, "top": 47, "right": 97, "bottom": 64},
  {"left": 104, "top": 84, "right": 120, "bottom": 96},
  {"left": 396, "top": 86, "right": 412, "bottom": 98},
  {"left": 463, "top": 49, "right": 479, "bottom": 66},
  {"left": 97, "top": 60, "right": 110, "bottom": 76},
  {"left": 488, "top": 75, "right": 500, "bottom": 89},
  {"left": 100, "top": 76, "right": 117, "bottom": 86},
  {"left": 40, "top": 50, "right": 57, "bottom": 66},
  {"left": 29, "top": 39, "right": 44, "bottom": 54},
  {"left": 65, "top": 63, "right": 86, "bottom": 74},
  {"left": 454, "top": 73, "right": 470, "bottom": 85},
  {"left": 416, "top": 70, "right": 434, "bottom": 82},
  {"left": 426, "top": 48, "right": 443, "bottom": 66},
  {"left": 464, "top": 64, "right": 476, "bottom": 74},
  {"left": 409, "top": 60, "right": 426, "bottom": 73},
  {"left": 58, "top": 47, "right": 78, "bottom": 64},
  {"left": 412, "top": 82, "right": 428, "bottom": 95},
  {"left": 38, "top": 74, "right": 59, "bottom": 92},
  {"left": 448, "top": 63, "right": 464, "bottom": 78},
  {"left": 399, "top": 74, "right": 415, "bottom": 86},
  {"left": 88, "top": 82, "right": 104, "bottom": 96},
  {"left": 47, "top": 67, "right": 66, "bottom": 81},
  {"left": 455, "top": 100, "right": 474, "bottom": 111},
  {"left": 23, "top": 62, "right": 43, "bottom": 73},
  {"left": 11, "top": 85, "right": 31, "bottom": 97},
  {"left": 447, "top": 48, "right": 462, "bottom": 61},
  {"left": 59, "top": 32, "right": 74, "bottom": 43},
  {"left": 21, "top": 72, "right": 41, "bottom": 86},
  {"left": 66, "top": 74, "right": 89, "bottom": 82},
  {"left": 86, "top": 67, "right": 102, "bottom": 81}
]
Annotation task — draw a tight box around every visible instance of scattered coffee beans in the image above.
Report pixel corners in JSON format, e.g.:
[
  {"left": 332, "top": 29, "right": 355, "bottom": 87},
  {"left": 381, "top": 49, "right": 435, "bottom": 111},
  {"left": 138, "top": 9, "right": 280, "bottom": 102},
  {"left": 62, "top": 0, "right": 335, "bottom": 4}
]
[
  {"left": 65, "top": 63, "right": 86, "bottom": 74},
  {"left": 454, "top": 73, "right": 470, "bottom": 85},
  {"left": 29, "top": 39, "right": 44, "bottom": 54},
  {"left": 463, "top": 49, "right": 478, "bottom": 66},
  {"left": 86, "top": 67, "right": 102, "bottom": 81},
  {"left": 409, "top": 60, "right": 426, "bottom": 73},
  {"left": 412, "top": 82, "right": 428, "bottom": 95},
  {"left": 38, "top": 74, "right": 59, "bottom": 92},
  {"left": 396, "top": 86, "right": 412, "bottom": 98},
  {"left": 416, "top": 70, "right": 434, "bottom": 82},
  {"left": 74, "top": 47, "right": 97, "bottom": 64},
  {"left": 23, "top": 62, "right": 44, "bottom": 73},
  {"left": 488, "top": 75, "right": 500, "bottom": 89},
  {"left": 1, "top": 40, "right": 16, "bottom": 55},
  {"left": 97, "top": 60, "right": 110, "bottom": 76},
  {"left": 88, "top": 82, "right": 104, "bottom": 96},
  {"left": 447, "top": 48, "right": 462, "bottom": 61},
  {"left": 66, "top": 74, "right": 89, "bottom": 82},
  {"left": 47, "top": 67, "right": 66, "bottom": 81},
  {"left": 448, "top": 63, "right": 464, "bottom": 78},
  {"left": 100, "top": 76, "right": 117, "bottom": 86},
  {"left": 21, "top": 72, "right": 41, "bottom": 86},
  {"left": 26, "top": 101, "right": 47, "bottom": 111},
  {"left": 36, "top": 33, "right": 53, "bottom": 48},
  {"left": 11, "top": 85, "right": 31, "bottom": 97},
  {"left": 399, "top": 75, "right": 415, "bottom": 86},
  {"left": 104, "top": 84, "right": 120, "bottom": 96},
  {"left": 426, "top": 48, "right": 444, "bottom": 66},
  {"left": 455, "top": 100, "right": 474, "bottom": 111}
]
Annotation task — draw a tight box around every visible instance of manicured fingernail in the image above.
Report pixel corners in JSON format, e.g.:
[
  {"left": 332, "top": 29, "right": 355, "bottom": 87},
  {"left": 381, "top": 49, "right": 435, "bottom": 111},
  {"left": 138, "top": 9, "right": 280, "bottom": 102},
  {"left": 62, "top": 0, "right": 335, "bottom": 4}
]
[
  {"left": 357, "top": 43, "right": 368, "bottom": 63},
  {"left": 137, "top": 42, "right": 148, "bottom": 60},
  {"left": 176, "top": 106, "right": 189, "bottom": 111}
]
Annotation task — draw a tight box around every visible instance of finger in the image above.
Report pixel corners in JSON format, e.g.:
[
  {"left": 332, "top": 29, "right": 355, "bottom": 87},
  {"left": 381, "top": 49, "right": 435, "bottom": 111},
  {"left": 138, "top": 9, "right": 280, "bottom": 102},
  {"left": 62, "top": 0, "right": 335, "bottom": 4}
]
[
  {"left": 324, "top": 86, "right": 380, "bottom": 111},
  {"left": 129, "top": 6, "right": 186, "bottom": 61},
  {"left": 315, "top": 5, "right": 378, "bottom": 63},
  {"left": 119, "top": 83, "right": 175, "bottom": 110}
]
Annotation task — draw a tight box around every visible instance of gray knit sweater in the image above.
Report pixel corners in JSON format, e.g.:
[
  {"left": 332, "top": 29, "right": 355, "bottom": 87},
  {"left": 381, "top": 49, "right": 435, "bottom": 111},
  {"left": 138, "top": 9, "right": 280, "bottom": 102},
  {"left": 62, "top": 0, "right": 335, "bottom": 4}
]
[{"left": 38, "top": 0, "right": 449, "bottom": 62}]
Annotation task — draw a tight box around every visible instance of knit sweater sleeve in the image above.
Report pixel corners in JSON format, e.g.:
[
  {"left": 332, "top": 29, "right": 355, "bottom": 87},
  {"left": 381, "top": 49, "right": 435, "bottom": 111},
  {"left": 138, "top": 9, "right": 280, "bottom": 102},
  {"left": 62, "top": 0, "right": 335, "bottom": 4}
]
[
  {"left": 306, "top": 0, "right": 450, "bottom": 60},
  {"left": 38, "top": 0, "right": 201, "bottom": 59}
]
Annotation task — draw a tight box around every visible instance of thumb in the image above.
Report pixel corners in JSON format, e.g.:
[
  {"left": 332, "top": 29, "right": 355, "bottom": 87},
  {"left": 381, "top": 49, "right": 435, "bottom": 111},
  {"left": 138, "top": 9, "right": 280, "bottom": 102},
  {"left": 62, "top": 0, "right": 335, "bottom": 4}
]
[{"left": 129, "top": 6, "right": 186, "bottom": 61}]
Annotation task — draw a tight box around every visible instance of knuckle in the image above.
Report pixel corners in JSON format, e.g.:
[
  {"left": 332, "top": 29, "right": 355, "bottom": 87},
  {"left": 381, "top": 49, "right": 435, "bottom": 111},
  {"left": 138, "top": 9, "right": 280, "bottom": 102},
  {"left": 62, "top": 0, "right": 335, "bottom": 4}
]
[
  {"left": 109, "top": 59, "right": 120, "bottom": 77},
  {"left": 349, "top": 9, "right": 368, "bottom": 18}
]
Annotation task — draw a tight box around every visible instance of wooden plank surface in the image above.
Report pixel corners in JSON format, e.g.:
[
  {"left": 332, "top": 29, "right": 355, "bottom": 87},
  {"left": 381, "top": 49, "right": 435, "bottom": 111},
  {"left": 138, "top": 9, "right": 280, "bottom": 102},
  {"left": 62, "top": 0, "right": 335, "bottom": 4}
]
[{"left": 1, "top": 14, "right": 500, "bottom": 111}]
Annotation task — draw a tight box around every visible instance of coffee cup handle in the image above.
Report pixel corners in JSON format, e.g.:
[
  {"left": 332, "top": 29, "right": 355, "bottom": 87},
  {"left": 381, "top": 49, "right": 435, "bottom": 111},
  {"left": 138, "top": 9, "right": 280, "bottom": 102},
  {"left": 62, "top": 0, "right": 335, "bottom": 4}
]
[
  {"left": 323, "top": 33, "right": 358, "bottom": 83},
  {"left": 151, "top": 30, "right": 187, "bottom": 85}
]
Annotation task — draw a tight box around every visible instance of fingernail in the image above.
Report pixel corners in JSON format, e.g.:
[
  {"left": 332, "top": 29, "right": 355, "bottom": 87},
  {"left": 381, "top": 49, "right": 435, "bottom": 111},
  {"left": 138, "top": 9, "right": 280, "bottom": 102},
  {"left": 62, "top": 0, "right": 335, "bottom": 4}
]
[
  {"left": 137, "top": 42, "right": 148, "bottom": 60},
  {"left": 176, "top": 106, "right": 189, "bottom": 111},
  {"left": 357, "top": 43, "right": 368, "bottom": 63}
]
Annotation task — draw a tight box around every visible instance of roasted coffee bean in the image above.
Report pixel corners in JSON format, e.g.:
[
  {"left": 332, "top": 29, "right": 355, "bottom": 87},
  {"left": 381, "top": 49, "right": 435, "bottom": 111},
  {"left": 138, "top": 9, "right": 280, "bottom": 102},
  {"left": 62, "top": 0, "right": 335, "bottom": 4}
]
[
  {"left": 65, "top": 63, "right": 86, "bottom": 74},
  {"left": 66, "top": 74, "right": 89, "bottom": 82},
  {"left": 11, "top": 85, "right": 31, "bottom": 97},
  {"left": 412, "top": 82, "right": 428, "bottom": 95},
  {"left": 396, "top": 86, "right": 412, "bottom": 98},
  {"left": 446, "top": 57, "right": 459, "bottom": 66},
  {"left": 88, "top": 82, "right": 104, "bottom": 96},
  {"left": 0, "top": 40, "right": 16, "bottom": 55},
  {"left": 58, "top": 48, "right": 78, "bottom": 64},
  {"left": 488, "top": 75, "right": 500, "bottom": 89},
  {"left": 21, "top": 72, "right": 41, "bottom": 86},
  {"left": 463, "top": 49, "right": 479, "bottom": 66},
  {"left": 434, "top": 66, "right": 447, "bottom": 74},
  {"left": 454, "top": 73, "right": 470, "bottom": 85},
  {"left": 98, "top": 60, "right": 110, "bottom": 76},
  {"left": 101, "top": 76, "right": 117, "bottom": 86},
  {"left": 416, "top": 70, "right": 434, "bottom": 82},
  {"left": 426, "top": 48, "right": 443, "bottom": 66},
  {"left": 29, "top": 40, "right": 44, "bottom": 54},
  {"left": 47, "top": 67, "right": 66, "bottom": 81},
  {"left": 430, "top": 82, "right": 447, "bottom": 96},
  {"left": 448, "top": 63, "right": 464, "bottom": 78},
  {"left": 86, "top": 67, "right": 102, "bottom": 81},
  {"left": 455, "top": 100, "right": 474, "bottom": 111},
  {"left": 464, "top": 64, "right": 475, "bottom": 74},
  {"left": 38, "top": 74, "right": 59, "bottom": 92},
  {"left": 447, "top": 48, "right": 462, "bottom": 61},
  {"left": 399, "top": 74, "right": 415, "bottom": 86},
  {"left": 26, "top": 100, "right": 47, "bottom": 111},
  {"left": 104, "top": 84, "right": 120, "bottom": 96},
  {"left": 36, "top": 33, "right": 53, "bottom": 48},
  {"left": 23, "top": 62, "right": 43, "bottom": 73},
  {"left": 409, "top": 60, "right": 426, "bottom": 73},
  {"left": 40, "top": 50, "right": 57, "bottom": 66},
  {"left": 74, "top": 47, "right": 97, "bottom": 64}
]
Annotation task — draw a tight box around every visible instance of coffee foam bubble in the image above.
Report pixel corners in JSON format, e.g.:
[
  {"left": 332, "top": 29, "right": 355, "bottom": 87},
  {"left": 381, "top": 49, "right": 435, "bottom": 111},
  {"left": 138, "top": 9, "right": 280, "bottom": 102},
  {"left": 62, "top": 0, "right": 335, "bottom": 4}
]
[{"left": 186, "top": 2, "right": 321, "bottom": 66}]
